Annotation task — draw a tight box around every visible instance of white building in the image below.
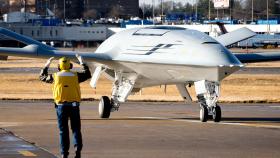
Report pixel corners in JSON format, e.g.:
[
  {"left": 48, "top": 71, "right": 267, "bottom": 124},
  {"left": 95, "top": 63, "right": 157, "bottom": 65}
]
[{"left": 3, "top": 11, "right": 40, "bottom": 23}]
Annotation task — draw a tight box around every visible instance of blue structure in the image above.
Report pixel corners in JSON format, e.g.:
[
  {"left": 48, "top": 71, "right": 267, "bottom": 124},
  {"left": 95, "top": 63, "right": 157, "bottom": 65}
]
[
  {"left": 120, "top": 20, "right": 153, "bottom": 28},
  {"left": 203, "top": 20, "right": 238, "bottom": 24},
  {"left": 257, "top": 20, "right": 280, "bottom": 25},
  {"left": 238, "top": 34, "right": 280, "bottom": 48},
  {"left": 29, "top": 18, "right": 63, "bottom": 26},
  {"left": 166, "top": 13, "right": 199, "bottom": 22}
]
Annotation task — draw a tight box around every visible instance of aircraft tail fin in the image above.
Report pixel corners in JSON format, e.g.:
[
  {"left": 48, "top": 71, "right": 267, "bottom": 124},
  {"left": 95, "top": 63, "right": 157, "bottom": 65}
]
[
  {"left": 0, "top": 27, "right": 56, "bottom": 50},
  {"left": 216, "top": 22, "right": 228, "bottom": 34},
  {"left": 215, "top": 27, "right": 256, "bottom": 47}
]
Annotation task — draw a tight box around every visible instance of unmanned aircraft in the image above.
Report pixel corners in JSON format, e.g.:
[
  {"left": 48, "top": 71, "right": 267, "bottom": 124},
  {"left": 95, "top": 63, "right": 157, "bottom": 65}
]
[{"left": 0, "top": 26, "right": 280, "bottom": 122}]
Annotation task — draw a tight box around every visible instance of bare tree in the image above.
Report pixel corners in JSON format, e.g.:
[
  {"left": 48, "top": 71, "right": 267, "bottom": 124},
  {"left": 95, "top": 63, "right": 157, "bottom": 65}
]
[
  {"left": 109, "top": 5, "right": 121, "bottom": 18},
  {"left": 9, "top": 0, "right": 22, "bottom": 12},
  {"left": 83, "top": 9, "right": 97, "bottom": 19},
  {"left": 243, "top": 0, "right": 279, "bottom": 19},
  {"left": 0, "top": 0, "right": 9, "bottom": 15}
]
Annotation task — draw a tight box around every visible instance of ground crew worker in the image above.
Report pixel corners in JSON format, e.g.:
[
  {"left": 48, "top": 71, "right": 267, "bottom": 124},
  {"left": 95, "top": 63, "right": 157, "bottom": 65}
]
[{"left": 40, "top": 55, "right": 91, "bottom": 158}]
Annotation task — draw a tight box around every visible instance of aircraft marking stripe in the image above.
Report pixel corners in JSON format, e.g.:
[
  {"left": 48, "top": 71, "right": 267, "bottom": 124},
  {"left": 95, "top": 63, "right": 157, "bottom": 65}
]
[
  {"left": 164, "top": 44, "right": 173, "bottom": 48},
  {"left": 155, "top": 44, "right": 165, "bottom": 48},
  {"left": 18, "top": 150, "right": 37, "bottom": 157},
  {"left": 145, "top": 44, "right": 174, "bottom": 55}
]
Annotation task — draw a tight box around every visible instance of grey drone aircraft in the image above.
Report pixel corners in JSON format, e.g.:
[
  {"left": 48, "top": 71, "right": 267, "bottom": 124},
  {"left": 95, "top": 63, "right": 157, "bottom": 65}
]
[{"left": 0, "top": 26, "right": 280, "bottom": 122}]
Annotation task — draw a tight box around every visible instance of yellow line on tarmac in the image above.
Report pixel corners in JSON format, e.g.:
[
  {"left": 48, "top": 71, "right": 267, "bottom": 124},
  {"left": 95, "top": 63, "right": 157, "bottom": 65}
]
[{"left": 18, "top": 150, "right": 37, "bottom": 157}]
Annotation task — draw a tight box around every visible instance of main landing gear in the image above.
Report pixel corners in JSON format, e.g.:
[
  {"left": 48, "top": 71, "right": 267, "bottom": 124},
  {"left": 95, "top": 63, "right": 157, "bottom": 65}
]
[
  {"left": 199, "top": 104, "right": 222, "bottom": 122},
  {"left": 98, "top": 96, "right": 121, "bottom": 119},
  {"left": 98, "top": 71, "right": 136, "bottom": 119},
  {"left": 98, "top": 96, "right": 112, "bottom": 118},
  {"left": 195, "top": 80, "right": 222, "bottom": 122}
]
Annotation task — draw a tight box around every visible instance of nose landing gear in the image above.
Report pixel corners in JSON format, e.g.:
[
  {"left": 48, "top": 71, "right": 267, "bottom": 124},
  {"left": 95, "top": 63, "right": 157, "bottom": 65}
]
[{"left": 195, "top": 80, "right": 222, "bottom": 122}]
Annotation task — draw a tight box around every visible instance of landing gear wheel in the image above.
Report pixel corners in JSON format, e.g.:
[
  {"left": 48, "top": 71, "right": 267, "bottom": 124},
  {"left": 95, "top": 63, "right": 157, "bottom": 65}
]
[
  {"left": 99, "top": 96, "right": 112, "bottom": 118},
  {"left": 212, "top": 105, "right": 221, "bottom": 122},
  {"left": 200, "top": 106, "right": 208, "bottom": 122}
]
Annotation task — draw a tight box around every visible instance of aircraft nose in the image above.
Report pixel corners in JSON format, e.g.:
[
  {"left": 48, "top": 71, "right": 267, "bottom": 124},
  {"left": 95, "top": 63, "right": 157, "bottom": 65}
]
[
  {"left": 202, "top": 43, "right": 243, "bottom": 67},
  {"left": 202, "top": 44, "right": 244, "bottom": 80}
]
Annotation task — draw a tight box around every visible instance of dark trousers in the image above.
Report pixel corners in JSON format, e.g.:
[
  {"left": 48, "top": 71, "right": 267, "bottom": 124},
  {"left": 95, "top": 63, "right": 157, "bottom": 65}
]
[{"left": 56, "top": 103, "right": 83, "bottom": 156}]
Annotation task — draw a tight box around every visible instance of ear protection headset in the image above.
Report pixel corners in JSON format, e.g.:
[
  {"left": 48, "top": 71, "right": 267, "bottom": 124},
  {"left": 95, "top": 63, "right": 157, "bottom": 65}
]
[
  {"left": 58, "top": 63, "right": 73, "bottom": 71},
  {"left": 57, "top": 57, "right": 73, "bottom": 71}
]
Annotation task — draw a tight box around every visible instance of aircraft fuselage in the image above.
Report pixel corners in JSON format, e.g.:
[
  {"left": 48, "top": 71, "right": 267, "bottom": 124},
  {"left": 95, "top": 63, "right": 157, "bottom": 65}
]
[{"left": 95, "top": 26, "right": 243, "bottom": 87}]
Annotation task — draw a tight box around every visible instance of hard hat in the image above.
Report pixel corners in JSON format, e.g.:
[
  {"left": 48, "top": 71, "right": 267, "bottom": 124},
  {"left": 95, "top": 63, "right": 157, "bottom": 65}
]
[{"left": 58, "top": 57, "right": 72, "bottom": 70}]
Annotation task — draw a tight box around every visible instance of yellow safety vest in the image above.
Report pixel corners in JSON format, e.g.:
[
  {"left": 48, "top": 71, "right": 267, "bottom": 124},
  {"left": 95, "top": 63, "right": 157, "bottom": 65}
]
[{"left": 52, "top": 70, "right": 81, "bottom": 104}]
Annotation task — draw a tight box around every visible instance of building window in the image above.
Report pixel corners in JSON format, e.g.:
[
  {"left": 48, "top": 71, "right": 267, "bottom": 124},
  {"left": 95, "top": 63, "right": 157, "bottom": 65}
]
[
  {"left": 37, "top": 30, "right": 40, "bottom": 36},
  {"left": 50, "top": 30, "right": 52, "bottom": 36},
  {"left": 56, "top": 30, "right": 58, "bottom": 36},
  {"left": 32, "top": 30, "right": 34, "bottom": 36}
]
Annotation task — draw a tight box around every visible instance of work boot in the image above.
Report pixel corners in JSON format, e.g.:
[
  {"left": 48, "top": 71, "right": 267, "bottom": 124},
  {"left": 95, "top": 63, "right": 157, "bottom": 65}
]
[{"left": 75, "top": 151, "right": 81, "bottom": 158}]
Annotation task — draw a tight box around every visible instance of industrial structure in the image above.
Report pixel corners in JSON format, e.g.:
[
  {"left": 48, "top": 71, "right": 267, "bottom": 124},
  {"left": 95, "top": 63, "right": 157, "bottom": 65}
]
[
  {"left": 35, "top": 0, "right": 139, "bottom": 19},
  {"left": 1, "top": 0, "right": 139, "bottom": 19},
  {"left": 85, "top": 0, "right": 139, "bottom": 18}
]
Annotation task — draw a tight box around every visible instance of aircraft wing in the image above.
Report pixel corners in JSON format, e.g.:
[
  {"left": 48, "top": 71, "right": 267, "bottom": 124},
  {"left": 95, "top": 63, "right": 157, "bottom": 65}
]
[
  {"left": 0, "top": 44, "right": 112, "bottom": 64},
  {"left": 234, "top": 52, "right": 280, "bottom": 63},
  {"left": 215, "top": 27, "right": 256, "bottom": 47},
  {"left": 0, "top": 27, "right": 112, "bottom": 64}
]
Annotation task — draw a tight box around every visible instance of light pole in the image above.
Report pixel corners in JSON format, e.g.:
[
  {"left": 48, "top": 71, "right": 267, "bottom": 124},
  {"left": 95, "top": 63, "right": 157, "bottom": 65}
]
[
  {"left": 142, "top": 2, "right": 145, "bottom": 20},
  {"left": 152, "top": 0, "right": 154, "bottom": 24},
  {"left": 195, "top": 0, "right": 198, "bottom": 22},
  {"left": 161, "top": 0, "right": 163, "bottom": 23},
  {"left": 64, "top": 0, "right": 65, "bottom": 19},
  {"left": 45, "top": 0, "right": 47, "bottom": 17},
  {"left": 251, "top": 0, "right": 254, "bottom": 22},
  {"left": 208, "top": 0, "right": 211, "bottom": 20},
  {"left": 267, "top": 0, "right": 269, "bottom": 33}
]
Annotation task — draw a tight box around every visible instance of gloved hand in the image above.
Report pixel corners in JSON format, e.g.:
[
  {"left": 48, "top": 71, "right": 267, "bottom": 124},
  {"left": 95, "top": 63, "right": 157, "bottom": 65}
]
[
  {"left": 44, "top": 57, "right": 55, "bottom": 68},
  {"left": 76, "top": 54, "right": 85, "bottom": 65}
]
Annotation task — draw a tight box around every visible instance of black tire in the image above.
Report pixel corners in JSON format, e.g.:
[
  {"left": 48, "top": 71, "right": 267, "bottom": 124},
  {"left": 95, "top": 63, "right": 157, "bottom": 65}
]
[
  {"left": 213, "top": 105, "right": 222, "bottom": 122},
  {"left": 200, "top": 106, "right": 208, "bottom": 122},
  {"left": 99, "top": 96, "right": 112, "bottom": 118}
]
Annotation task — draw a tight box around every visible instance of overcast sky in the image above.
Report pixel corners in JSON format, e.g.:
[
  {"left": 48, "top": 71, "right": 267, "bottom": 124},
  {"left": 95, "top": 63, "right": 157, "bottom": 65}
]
[{"left": 139, "top": 0, "right": 195, "bottom": 5}]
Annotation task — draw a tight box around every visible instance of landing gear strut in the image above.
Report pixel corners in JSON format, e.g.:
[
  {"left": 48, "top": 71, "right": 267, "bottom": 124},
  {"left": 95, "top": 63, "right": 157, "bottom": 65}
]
[
  {"left": 98, "top": 71, "right": 137, "bottom": 119},
  {"left": 195, "top": 80, "right": 222, "bottom": 122}
]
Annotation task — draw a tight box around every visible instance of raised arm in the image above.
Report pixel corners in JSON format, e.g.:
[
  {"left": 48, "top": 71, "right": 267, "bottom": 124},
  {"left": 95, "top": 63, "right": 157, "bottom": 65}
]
[
  {"left": 76, "top": 54, "right": 91, "bottom": 83},
  {"left": 39, "top": 57, "right": 55, "bottom": 84}
]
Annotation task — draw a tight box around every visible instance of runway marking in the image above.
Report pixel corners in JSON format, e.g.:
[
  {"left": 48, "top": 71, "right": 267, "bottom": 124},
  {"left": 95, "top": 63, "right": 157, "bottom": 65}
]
[
  {"left": 269, "top": 106, "right": 280, "bottom": 108},
  {"left": 0, "top": 122, "right": 20, "bottom": 127},
  {"left": 221, "top": 122, "right": 280, "bottom": 129},
  {"left": 18, "top": 150, "right": 37, "bottom": 157},
  {"left": 129, "top": 117, "right": 280, "bottom": 129},
  {"left": 0, "top": 121, "right": 56, "bottom": 128}
]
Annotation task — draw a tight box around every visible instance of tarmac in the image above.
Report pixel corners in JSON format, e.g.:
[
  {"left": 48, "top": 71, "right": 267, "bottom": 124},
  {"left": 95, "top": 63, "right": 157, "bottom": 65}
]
[
  {"left": 0, "top": 128, "right": 56, "bottom": 158},
  {"left": 0, "top": 101, "right": 279, "bottom": 158}
]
